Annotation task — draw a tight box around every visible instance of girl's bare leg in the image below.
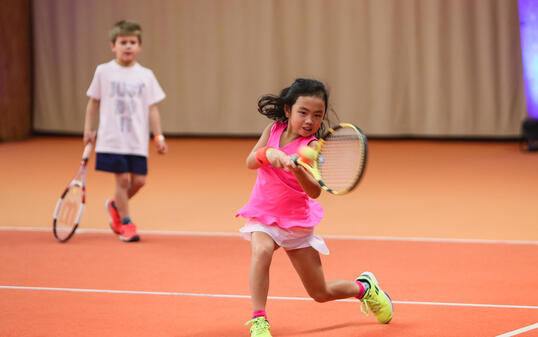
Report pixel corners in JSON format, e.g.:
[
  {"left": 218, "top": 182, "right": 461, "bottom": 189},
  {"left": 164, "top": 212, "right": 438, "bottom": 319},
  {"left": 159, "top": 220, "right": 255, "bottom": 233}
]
[
  {"left": 249, "top": 232, "right": 278, "bottom": 311},
  {"left": 286, "top": 247, "right": 361, "bottom": 302}
]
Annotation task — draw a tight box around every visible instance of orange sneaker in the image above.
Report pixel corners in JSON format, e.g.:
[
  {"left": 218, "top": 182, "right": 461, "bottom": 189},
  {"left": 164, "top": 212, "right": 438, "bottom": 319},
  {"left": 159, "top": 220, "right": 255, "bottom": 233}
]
[
  {"left": 105, "top": 199, "right": 122, "bottom": 234},
  {"left": 120, "top": 223, "right": 140, "bottom": 242}
]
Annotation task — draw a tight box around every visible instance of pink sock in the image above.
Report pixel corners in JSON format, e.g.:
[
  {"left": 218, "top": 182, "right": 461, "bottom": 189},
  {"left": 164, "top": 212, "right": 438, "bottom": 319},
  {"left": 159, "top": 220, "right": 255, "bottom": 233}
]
[
  {"left": 355, "top": 280, "right": 366, "bottom": 299},
  {"left": 253, "top": 310, "right": 267, "bottom": 319}
]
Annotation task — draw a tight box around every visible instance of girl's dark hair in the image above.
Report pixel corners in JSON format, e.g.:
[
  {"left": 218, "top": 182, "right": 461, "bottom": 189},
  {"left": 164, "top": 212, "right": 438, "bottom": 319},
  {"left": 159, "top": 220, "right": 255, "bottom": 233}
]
[{"left": 257, "top": 78, "right": 338, "bottom": 137}]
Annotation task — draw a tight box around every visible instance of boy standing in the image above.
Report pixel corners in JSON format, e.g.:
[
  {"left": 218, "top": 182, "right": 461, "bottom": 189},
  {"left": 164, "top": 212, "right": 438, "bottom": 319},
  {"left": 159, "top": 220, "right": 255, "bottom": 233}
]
[{"left": 83, "top": 20, "right": 167, "bottom": 242}]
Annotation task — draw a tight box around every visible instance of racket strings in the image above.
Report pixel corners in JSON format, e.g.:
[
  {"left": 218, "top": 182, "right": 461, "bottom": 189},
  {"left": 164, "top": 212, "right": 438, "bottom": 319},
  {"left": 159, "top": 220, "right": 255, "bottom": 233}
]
[
  {"left": 55, "top": 184, "right": 83, "bottom": 239},
  {"left": 318, "top": 128, "right": 366, "bottom": 192}
]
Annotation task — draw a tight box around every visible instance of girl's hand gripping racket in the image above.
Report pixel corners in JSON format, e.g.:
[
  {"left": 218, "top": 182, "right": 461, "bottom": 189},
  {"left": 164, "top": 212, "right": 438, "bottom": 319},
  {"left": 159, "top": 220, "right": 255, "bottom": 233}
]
[
  {"left": 52, "top": 143, "right": 92, "bottom": 242},
  {"left": 291, "top": 123, "right": 368, "bottom": 195}
]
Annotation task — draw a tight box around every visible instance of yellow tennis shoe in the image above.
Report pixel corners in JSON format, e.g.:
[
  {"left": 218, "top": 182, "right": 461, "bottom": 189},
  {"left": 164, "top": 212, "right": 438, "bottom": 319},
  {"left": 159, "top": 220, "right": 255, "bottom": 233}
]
[
  {"left": 244, "top": 316, "right": 272, "bottom": 337},
  {"left": 356, "top": 271, "right": 393, "bottom": 324}
]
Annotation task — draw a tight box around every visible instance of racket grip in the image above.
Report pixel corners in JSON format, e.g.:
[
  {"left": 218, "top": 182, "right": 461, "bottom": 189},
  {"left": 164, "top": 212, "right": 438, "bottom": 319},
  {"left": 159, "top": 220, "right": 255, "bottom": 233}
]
[
  {"left": 82, "top": 143, "right": 93, "bottom": 160},
  {"left": 291, "top": 153, "right": 313, "bottom": 166}
]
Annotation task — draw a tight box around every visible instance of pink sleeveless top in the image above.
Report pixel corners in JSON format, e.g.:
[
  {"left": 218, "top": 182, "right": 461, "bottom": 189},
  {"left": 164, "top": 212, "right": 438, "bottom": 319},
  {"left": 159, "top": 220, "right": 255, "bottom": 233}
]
[{"left": 236, "top": 122, "right": 324, "bottom": 229}]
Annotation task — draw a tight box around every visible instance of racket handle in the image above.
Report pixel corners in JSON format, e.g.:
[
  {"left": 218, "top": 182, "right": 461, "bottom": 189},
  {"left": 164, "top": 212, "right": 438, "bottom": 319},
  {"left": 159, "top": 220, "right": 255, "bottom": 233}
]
[
  {"left": 291, "top": 153, "right": 315, "bottom": 166},
  {"left": 82, "top": 143, "right": 93, "bottom": 160},
  {"left": 290, "top": 154, "right": 299, "bottom": 164}
]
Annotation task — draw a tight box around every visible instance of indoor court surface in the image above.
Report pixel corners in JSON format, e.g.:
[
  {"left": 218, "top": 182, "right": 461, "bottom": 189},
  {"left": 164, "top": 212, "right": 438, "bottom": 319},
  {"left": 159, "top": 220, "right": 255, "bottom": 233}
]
[{"left": 1, "top": 137, "right": 537, "bottom": 337}]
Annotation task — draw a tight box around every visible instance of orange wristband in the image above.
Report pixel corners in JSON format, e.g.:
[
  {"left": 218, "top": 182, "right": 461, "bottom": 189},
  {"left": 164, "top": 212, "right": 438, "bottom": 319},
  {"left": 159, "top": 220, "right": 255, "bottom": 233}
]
[
  {"left": 154, "top": 135, "right": 165, "bottom": 142},
  {"left": 255, "top": 146, "right": 273, "bottom": 166}
]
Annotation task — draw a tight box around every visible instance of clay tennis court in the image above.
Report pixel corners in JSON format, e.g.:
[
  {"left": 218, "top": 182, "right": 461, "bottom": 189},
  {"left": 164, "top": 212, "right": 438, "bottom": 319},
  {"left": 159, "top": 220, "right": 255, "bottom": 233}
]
[{"left": 1, "top": 137, "right": 537, "bottom": 337}]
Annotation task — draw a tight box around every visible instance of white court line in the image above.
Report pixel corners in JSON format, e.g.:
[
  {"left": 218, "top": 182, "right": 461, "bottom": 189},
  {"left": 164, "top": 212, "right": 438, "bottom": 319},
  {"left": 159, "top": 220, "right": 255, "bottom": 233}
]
[
  {"left": 1, "top": 285, "right": 537, "bottom": 310},
  {"left": 1, "top": 226, "right": 538, "bottom": 245},
  {"left": 495, "top": 323, "right": 538, "bottom": 336}
]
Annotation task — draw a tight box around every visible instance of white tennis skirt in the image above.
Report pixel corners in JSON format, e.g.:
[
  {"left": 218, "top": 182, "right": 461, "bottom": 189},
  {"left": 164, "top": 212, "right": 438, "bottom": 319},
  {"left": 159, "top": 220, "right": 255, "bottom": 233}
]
[{"left": 240, "top": 219, "right": 330, "bottom": 255}]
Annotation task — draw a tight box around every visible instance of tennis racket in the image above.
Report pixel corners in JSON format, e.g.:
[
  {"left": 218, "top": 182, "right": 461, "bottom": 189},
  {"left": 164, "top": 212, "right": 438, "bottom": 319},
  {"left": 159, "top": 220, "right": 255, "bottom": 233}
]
[
  {"left": 52, "top": 143, "right": 92, "bottom": 242},
  {"left": 291, "top": 123, "right": 368, "bottom": 195}
]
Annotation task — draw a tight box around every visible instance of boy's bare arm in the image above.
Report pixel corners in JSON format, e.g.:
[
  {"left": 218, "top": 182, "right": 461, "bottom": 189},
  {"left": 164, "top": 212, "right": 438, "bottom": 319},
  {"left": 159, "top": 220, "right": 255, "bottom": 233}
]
[
  {"left": 83, "top": 98, "right": 100, "bottom": 144},
  {"left": 149, "top": 104, "right": 167, "bottom": 154}
]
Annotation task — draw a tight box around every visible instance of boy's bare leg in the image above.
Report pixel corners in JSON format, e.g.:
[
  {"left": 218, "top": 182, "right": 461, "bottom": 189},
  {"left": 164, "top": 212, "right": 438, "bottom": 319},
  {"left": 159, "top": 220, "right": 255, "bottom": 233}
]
[
  {"left": 128, "top": 173, "right": 146, "bottom": 198},
  {"left": 114, "top": 173, "right": 130, "bottom": 219}
]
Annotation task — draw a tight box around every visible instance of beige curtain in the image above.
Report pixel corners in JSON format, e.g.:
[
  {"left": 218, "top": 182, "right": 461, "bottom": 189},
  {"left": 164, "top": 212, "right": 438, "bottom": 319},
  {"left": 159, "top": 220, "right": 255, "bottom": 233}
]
[{"left": 32, "top": 0, "right": 526, "bottom": 137}]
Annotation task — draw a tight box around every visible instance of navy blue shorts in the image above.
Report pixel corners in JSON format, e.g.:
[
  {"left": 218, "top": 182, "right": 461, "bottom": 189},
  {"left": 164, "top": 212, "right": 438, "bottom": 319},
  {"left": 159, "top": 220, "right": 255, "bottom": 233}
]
[{"left": 95, "top": 153, "right": 148, "bottom": 175}]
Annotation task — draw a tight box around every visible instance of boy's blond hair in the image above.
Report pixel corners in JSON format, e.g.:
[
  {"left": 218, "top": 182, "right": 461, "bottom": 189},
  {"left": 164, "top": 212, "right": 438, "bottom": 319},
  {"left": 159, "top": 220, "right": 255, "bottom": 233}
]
[{"left": 109, "top": 20, "right": 142, "bottom": 44}]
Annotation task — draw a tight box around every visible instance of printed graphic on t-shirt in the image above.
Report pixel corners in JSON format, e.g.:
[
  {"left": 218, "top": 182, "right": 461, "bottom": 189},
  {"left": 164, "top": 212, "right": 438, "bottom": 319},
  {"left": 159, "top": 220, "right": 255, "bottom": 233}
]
[
  {"left": 87, "top": 61, "right": 165, "bottom": 156},
  {"left": 110, "top": 81, "right": 146, "bottom": 133}
]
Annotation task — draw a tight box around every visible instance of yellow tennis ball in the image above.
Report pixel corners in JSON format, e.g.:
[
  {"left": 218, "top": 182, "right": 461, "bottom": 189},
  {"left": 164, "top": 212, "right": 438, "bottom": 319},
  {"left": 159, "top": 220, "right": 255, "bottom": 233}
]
[{"left": 298, "top": 146, "right": 317, "bottom": 162}]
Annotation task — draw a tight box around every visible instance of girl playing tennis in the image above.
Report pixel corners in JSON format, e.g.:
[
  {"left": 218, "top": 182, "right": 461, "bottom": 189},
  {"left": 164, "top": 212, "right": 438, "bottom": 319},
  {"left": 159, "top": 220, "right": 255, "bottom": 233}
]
[{"left": 237, "top": 78, "right": 393, "bottom": 337}]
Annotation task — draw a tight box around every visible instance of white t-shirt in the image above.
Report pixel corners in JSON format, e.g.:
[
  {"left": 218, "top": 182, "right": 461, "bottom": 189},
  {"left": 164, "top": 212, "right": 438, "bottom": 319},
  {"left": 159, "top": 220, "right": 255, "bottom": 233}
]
[{"left": 87, "top": 60, "right": 165, "bottom": 157}]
